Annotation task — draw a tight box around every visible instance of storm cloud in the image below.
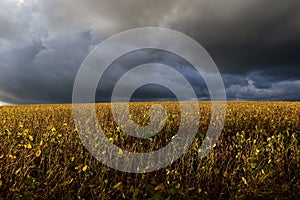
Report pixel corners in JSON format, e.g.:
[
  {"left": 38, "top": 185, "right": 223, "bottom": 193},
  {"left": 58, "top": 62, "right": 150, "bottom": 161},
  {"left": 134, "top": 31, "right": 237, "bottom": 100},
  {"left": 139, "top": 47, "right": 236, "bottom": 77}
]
[{"left": 0, "top": 0, "right": 299, "bottom": 104}]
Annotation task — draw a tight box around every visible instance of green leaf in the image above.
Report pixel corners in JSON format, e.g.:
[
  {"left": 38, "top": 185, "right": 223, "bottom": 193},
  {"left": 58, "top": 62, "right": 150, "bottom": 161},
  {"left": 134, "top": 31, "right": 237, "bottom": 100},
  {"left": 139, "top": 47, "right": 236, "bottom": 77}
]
[
  {"left": 25, "top": 175, "right": 36, "bottom": 187},
  {"left": 146, "top": 184, "right": 154, "bottom": 191},
  {"left": 250, "top": 159, "right": 259, "bottom": 168},
  {"left": 187, "top": 187, "right": 195, "bottom": 191},
  {"left": 169, "top": 188, "right": 176, "bottom": 195},
  {"left": 100, "top": 167, "right": 109, "bottom": 173},
  {"left": 148, "top": 193, "right": 161, "bottom": 200},
  {"left": 214, "top": 168, "right": 219, "bottom": 174}
]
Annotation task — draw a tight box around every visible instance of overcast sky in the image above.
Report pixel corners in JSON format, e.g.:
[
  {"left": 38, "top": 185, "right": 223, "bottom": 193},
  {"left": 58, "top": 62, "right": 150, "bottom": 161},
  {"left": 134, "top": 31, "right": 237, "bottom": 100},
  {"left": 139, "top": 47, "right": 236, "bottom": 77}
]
[{"left": 0, "top": 0, "right": 299, "bottom": 104}]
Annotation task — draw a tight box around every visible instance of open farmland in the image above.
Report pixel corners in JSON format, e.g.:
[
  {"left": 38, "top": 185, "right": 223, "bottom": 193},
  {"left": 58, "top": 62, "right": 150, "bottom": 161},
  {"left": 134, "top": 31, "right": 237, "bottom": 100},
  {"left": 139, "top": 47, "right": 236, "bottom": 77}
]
[{"left": 0, "top": 101, "right": 299, "bottom": 199}]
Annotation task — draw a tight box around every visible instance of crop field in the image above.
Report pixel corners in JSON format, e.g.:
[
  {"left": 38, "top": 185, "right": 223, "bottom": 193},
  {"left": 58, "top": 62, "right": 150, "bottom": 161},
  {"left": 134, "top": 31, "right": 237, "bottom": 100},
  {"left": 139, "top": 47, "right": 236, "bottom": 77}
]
[{"left": 0, "top": 101, "right": 299, "bottom": 199}]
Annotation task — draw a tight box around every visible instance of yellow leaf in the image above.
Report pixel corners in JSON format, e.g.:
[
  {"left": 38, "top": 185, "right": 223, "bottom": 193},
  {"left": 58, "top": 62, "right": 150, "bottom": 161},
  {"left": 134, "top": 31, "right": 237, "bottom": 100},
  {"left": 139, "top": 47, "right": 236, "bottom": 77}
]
[
  {"left": 109, "top": 137, "right": 114, "bottom": 142},
  {"left": 268, "top": 159, "right": 272, "bottom": 164},
  {"left": 8, "top": 154, "right": 16, "bottom": 159},
  {"left": 6, "top": 129, "right": 12, "bottom": 136},
  {"left": 36, "top": 150, "right": 41, "bottom": 157},
  {"left": 67, "top": 178, "right": 73, "bottom": 184},
  {"left": 82, "top": 165, "right": 88, "bottom": 172},
  {"left": 154, "top": 185, "right": 161, "bottom": 191},
  {"left": 15, "top": 168, "right": 21, "bottom": 174},
  {"left": 19, "top": 122, "right": 24, "bottom": 128},
  {"left": 118, "top": 149, "right": 123, "bottom": 155},
  {"left": 0, "top": 180, "right": 2, "bottom": 187},
  {"left": 27, "top": 143, "right": 32, "bottom": 149},
  {"left": 28, "top": 135, "right": 33, "bottom": 141},
  {"left": 113, "top": 182, "right": 122, "bottom": 189},
  {"left": 242, "top": 177, "right": 248, "bottom": 185},
  {"left": 166, "top": 169, "right": 170, "bottom": 175}
]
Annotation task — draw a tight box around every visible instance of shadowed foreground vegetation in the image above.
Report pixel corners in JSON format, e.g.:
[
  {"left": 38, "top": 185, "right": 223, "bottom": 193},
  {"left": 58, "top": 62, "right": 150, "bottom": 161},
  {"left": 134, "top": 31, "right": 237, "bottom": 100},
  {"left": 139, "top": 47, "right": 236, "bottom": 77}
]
[{"left": 0, "top": 101, "right": 299, "bottom": 199}]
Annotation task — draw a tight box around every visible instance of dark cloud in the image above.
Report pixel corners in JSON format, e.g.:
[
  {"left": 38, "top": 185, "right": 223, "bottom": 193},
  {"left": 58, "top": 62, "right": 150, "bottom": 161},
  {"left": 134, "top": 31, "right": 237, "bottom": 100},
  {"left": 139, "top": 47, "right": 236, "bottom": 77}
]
[
  {"left": 167, "top": 0, "right": 300, "bottom": 77},
  {"left": 0, "top": 0, "right": 299, "bottom": 104},
  {"left": 95, "top": 49, "right": 207, "bottom": 102}
]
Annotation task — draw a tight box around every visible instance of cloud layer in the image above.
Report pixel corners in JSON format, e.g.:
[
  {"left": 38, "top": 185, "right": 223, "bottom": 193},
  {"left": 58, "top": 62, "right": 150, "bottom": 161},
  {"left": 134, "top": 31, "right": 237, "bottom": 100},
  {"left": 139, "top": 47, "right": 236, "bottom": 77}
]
[{"left": 0, "top": 0, "right": 299, "bottom": 103}]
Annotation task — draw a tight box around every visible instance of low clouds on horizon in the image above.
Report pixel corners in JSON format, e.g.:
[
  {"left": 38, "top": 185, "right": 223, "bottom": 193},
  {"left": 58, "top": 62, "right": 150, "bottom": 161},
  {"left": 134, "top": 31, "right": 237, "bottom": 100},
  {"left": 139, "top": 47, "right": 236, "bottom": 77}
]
[{"left": 0, "top": 0, "right": 300, "bottom": 104}]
